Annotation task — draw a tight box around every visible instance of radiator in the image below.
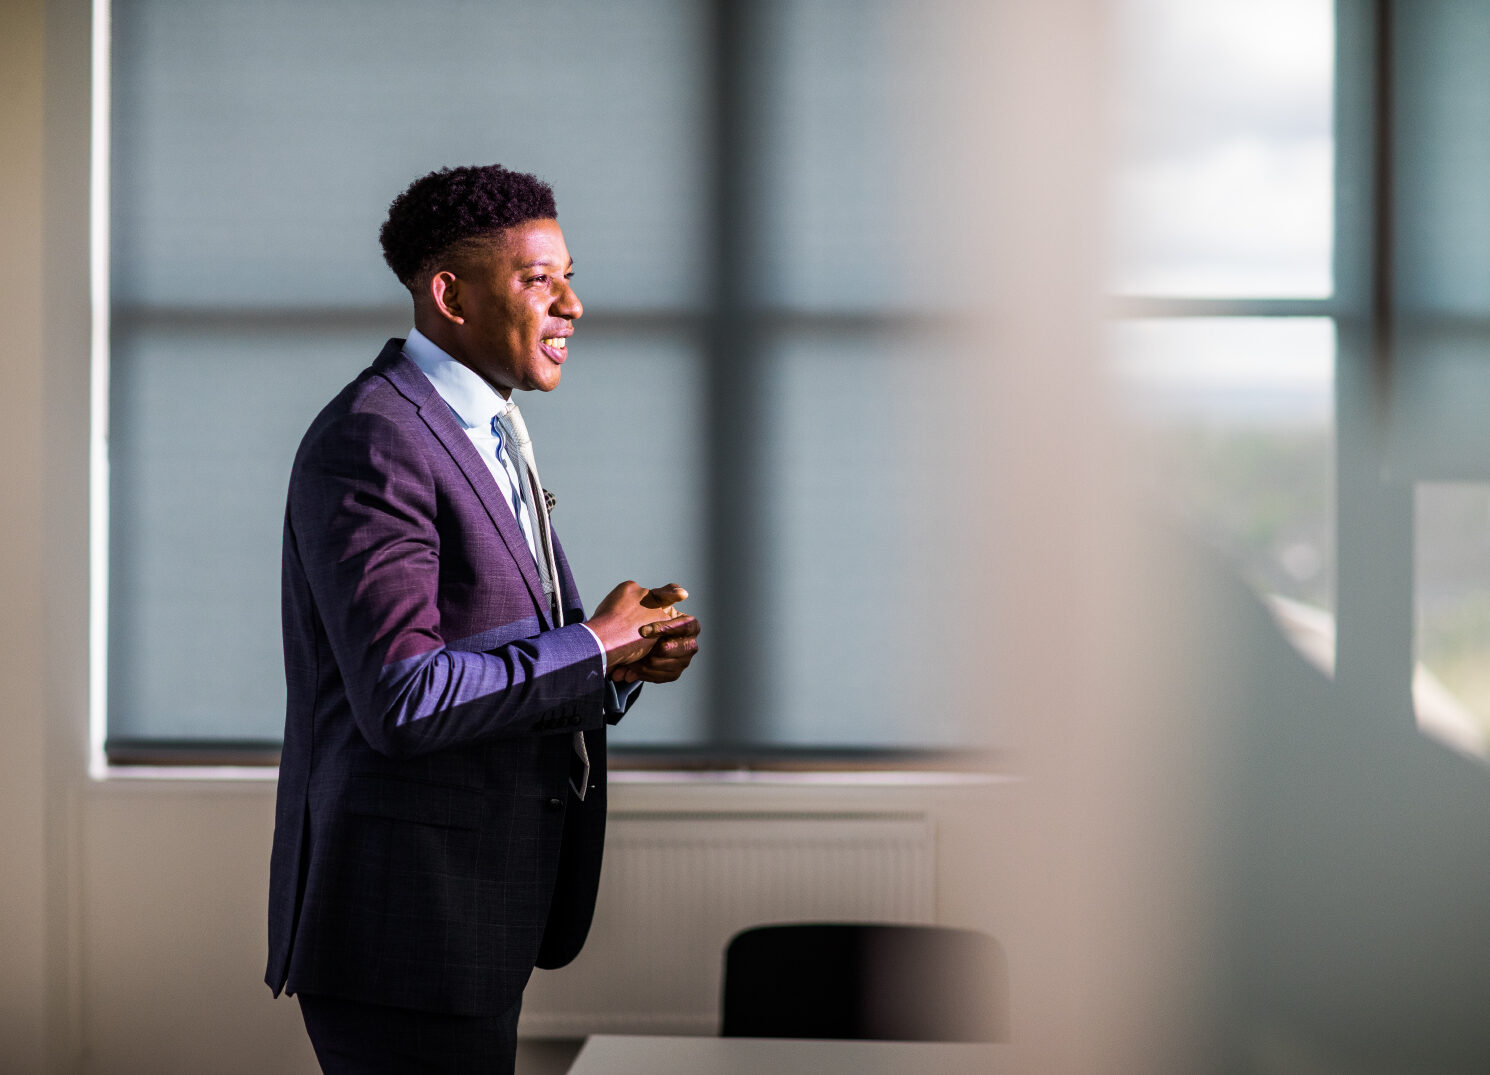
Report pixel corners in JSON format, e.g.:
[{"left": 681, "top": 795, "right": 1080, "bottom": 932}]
[{"left": 518, "top": 811, "right": 936, "bottom": 1037}]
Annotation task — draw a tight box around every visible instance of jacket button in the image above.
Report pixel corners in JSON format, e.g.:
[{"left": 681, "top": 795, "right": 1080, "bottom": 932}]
[{"left": 547, "top": 797, "right": 563, "bottom": 811}]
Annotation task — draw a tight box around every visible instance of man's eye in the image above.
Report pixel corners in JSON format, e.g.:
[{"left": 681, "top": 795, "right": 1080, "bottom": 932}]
[{"left": 530, "top": 274, "right": 549, "bottom": 285}]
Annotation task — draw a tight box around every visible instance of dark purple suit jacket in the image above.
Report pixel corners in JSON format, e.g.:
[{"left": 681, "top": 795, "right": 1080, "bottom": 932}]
[{"left": 266, "top": 340, "right": 632, "bottom": 1015}]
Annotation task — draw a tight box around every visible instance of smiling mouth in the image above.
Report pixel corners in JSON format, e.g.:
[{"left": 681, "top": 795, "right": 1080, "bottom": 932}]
[{"left": 541, "top": 337, "right": 567, "bottom": 351}]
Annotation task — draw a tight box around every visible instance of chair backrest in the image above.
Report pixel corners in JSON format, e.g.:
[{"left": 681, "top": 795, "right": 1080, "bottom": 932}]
[{"left": 720, "top": 922, "right": 1007, "bottom": 1042}]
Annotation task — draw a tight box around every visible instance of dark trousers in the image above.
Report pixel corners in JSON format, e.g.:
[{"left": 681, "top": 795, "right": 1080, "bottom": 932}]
[{"left": 298, "top": 993, "right": 522, "bottom": 1074}]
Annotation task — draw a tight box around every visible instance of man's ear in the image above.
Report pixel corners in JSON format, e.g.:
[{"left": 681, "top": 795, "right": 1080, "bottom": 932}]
[{"left": 429, "top": 271, "right": 464, "bottom": 325}]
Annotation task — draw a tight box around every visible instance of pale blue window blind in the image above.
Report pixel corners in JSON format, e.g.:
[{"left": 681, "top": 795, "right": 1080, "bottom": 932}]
[{"left": 106, "top": 0, "right": 982, "bottom": 758}]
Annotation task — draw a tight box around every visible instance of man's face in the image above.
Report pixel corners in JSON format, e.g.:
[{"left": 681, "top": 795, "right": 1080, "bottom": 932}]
[{"left": 445, "top": 218, "right": 582, "bottom": 397}]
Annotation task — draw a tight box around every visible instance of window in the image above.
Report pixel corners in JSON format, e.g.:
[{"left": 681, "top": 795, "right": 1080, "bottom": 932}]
[
  {"left": 102, "top": 0, "right": 980, "bottom": 763},
  {"left": 1415, "top": 483, "right": 1490, "bottom": 755},
  {"left": 1109, "top": 0, "right": 1339, "bottom": 674},
  {"left": 1394, "top": 1, "right": 1490, "bottom": 758},
  {"left": 107, "top": 0, "right": 1490, "bottom": 765},
  {"left": 1113, "top": 0, "right": 1490, "bottom": 762}
]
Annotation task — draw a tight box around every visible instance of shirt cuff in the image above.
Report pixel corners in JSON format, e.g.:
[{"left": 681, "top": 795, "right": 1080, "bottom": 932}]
[
  {"left": 578, "top": 622, "right": 608, "bottom": 674},
  {"left": 611, "top": 678, "right": 642, "bottom": 712}
]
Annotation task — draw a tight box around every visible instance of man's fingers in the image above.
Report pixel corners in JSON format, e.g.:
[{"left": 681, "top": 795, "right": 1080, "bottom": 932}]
[
  {"left": 609, "top": 598, "right": 698, "bottom": 684},
  {"left": 641, "top": 584, "right": 688, "bottom": 609},
  {"left": 652, "top": 636, "right": 699, "bottom": 658},
  {"left": 639, "top": 614, "right": 699, "bottom": 639},
  {"left": 627, "top": 663, "right": 684, "bottom": 683}
]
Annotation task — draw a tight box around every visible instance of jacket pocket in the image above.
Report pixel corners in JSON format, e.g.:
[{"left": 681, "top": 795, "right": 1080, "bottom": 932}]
[{"left": 342, "top": 773, "right": 486, "bottom": 831}]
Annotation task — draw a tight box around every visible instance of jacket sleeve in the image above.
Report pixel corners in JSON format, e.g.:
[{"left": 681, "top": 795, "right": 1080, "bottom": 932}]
[{"left": 288, "top": 409, "right": 610, "bottom": 758}]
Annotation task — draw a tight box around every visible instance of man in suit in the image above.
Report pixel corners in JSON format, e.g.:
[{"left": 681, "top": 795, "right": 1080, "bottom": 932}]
[{"left": 265, "top": 164, "right": 700, "bottom": 1072}]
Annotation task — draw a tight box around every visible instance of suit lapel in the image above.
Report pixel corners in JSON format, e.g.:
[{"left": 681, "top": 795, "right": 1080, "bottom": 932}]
[{"left": 380, "top": 346, "right": 553, "bottom": 628}]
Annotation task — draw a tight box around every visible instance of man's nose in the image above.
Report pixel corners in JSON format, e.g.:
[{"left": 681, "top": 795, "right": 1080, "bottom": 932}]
[{"left": 554, "top": 279, "right": 583, "bottom": 320}]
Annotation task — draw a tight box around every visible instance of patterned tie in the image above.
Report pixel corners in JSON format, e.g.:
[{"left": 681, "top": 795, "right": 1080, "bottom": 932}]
[{"left": 498, "top": 402, "right": 591, "bottom": 800}]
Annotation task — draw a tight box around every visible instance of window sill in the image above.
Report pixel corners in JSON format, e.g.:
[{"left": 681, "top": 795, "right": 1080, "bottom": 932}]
[
  {"left": 610, "top": 768, "right": 1009, "bottom": 787},
  {"left": 93, "top": 746, "right": 1007, "bottom": 786}
]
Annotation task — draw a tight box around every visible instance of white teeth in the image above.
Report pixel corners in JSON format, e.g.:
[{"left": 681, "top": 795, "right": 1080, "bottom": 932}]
[{"left": 543, "top": 337, "right": 567, "bottom": 349}]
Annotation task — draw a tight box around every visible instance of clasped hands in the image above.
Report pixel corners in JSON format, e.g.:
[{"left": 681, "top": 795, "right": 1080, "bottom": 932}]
[{"left": 585, "top": 581, "right": 700, "bottom": 684}]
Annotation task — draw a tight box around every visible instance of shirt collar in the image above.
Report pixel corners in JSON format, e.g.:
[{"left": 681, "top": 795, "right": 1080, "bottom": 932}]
[{"left": 402, "top": 327, "right": 511, "bottom": 429}]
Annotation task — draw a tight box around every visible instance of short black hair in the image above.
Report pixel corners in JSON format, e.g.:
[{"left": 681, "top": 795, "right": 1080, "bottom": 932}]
[{"left": 379, "top": 164, "right": 558, "bottom": 288}]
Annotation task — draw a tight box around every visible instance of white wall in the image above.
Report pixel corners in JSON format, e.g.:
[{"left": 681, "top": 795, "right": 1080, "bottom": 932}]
[
  {"left": 73, "top": 779, "right": 1007, "bottom": 1074},
  {"left": 0, "top": 0, "right": 55, "bottom": 1067}
]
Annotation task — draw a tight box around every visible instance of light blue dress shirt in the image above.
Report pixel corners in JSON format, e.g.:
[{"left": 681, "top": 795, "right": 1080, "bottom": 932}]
[{"left": 401, "top": 328, "right": 612, "bottom": 671}]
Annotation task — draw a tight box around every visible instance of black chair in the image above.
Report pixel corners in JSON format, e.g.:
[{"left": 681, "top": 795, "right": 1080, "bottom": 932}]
[{"left": 720, "top": 922, "right": 1008, "bottom": 1042}]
